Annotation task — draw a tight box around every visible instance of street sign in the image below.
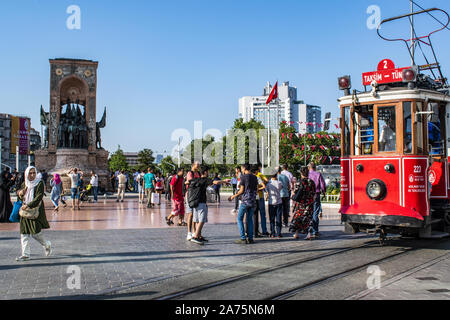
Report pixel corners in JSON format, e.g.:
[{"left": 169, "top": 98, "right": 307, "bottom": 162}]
[{"left": 362, "top": 59, "right": 409, "bottom": 86}]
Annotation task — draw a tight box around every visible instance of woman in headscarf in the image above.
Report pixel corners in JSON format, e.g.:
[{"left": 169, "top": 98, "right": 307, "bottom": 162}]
[
  {"left": 289, "top": 166, "right": 316, "bottom": 240},
  {"left": 50, "top": 173, "right": 65, "bottom": 213},
  {"left": 0, "top": 170, "right": 14, "bottom": 222},
  {"left": 16, "top": 166, "right": 52, "bottom": 261}
]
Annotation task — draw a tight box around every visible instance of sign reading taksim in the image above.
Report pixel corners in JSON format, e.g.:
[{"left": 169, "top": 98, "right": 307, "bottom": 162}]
[
  {"left": 362, "top": 59, "right": 409, "bottom": 86},
  {"left": 10, "top": 116, "right": 30, "bottom": 155}
]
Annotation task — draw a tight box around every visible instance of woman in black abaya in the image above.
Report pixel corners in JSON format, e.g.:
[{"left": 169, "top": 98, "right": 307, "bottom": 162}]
[{"left": 0, "top": 171, "right": 14, "bottom": 222}]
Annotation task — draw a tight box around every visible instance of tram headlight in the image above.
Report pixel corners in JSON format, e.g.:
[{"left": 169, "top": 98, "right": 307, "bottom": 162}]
[{"left": 366, "top": 179, "right": 387, "bottom": 201}]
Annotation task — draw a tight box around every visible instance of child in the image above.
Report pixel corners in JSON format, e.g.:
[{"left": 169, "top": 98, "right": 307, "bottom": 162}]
[{"left": 265, "top": 171, "right": 283, "bottom": 238}]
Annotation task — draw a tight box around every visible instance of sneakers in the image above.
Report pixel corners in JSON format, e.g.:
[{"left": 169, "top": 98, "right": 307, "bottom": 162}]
[
  {"left": 45, "top": 242, "right": 52, "bottom": 257},
  {"left": 234, "top": 239, "right": 247, "bottom": 245},
  {"left": 246, "top": 239, "right": 254, "bottom": 244},
  {"left": 186, "top": 232, "right": 193, "bottom": 241},
  {"left": 16, "top": 256, "right": 30, "bottom": 262},
  {"left": 190, "top": 237, "right": 204, "bottom": 245},
  {"left": 305, "top": 233, "right": 313, "bottom": 240},
  {"left": 199, "top": 236, "right": 209, "bottom": 242}
]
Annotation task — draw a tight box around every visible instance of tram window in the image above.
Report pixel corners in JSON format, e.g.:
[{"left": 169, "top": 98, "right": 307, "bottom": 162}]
[
  {"left": 416, "top": 102, "right": 425, "bottom": 154},
  {"left": 353, "top": 105, "right": 374, "bottom": 155},
  {"left": 343, "top": 107, "right": 351, "bottom": 156},
  {"left": 378, "top": 106, "right": 396, "bottom": 152},
  {"left": 428, "top": 102, "right": 444, "bottom": 156},
  {"left": 403, "top": 102, "right": 412, "bottom": 154}
]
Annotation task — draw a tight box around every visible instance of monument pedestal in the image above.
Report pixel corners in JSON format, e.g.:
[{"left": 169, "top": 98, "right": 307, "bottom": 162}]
[{"left": 35, "top": 148, "right": 110, "bottom": 191}]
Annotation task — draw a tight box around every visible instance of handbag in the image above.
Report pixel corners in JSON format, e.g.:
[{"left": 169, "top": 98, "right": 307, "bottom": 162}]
[
  {"left": 9, "top": 201, "right": 22, "bottom": 223},
  {"left": 19, "top": 202, "right": 42, "bottom": 220}
]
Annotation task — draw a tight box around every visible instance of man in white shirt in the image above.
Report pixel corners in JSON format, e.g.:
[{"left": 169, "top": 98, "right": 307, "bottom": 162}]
[
  {"left": 90, "top": 171, "right": 99, "bottom": 203},
  {"left": 281, "top": 164, "right": 294, "bottom": 191},
  {"left": 116, "top": 170, "right": 127, "bottom": 203},
  {"left": 67, "top": 168, "right": 83, "bottom": 210}
]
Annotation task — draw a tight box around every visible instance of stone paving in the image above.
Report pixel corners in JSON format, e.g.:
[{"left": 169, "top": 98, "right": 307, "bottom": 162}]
[{"left": 0, "top": 220, "right": 350, "bottom": 300}]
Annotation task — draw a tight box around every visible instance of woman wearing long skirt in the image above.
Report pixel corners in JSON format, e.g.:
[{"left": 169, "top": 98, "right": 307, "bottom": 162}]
[
  {"left": 50, "top": 173, "right": 65, "bottom": 213},
  {"left": 0, "top": 171, "right": 14, "bottom": 222},
  {"left": 289, "top": 166, "right": 316, "bottom": 240},
  {"left": 16, "top": 166, "right": 52, "bottom": 262}
]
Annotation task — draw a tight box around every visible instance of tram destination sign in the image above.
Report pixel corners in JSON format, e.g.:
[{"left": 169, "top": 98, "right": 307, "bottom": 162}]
[{"left": 362, "top": 59, "right": 408, "bottom": 86}]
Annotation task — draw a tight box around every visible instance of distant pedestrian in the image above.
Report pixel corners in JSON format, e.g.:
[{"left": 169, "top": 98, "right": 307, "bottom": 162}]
[
  {"left": 110, "top": 171, "right": 116, "bottom": 192},
  {"left": 277, "top": 167, "right": 291, "bottom": 227},
  {"left": 50, "top": 174, "right": 65, "bottom": 213},
  {"left": 265, "top": 170, "right": 283, "bottom": 238},
  {"left": 144, "top": 168, "right": 156, "bottom": 208},
  {"left": 155, "top": 173, "right": 164, "bottom": 205},
  {"left": 254, "top": 164, "right": 268, "bottom": 237},
  {"left": 185, "top": 162, "right": 201, "bottom": 241},
  {"left": 137, "top": 171, "right": 145, "bottom": 203},
  {"left": 167, "top": 168, "right": 185, "bottom": 226},
  {"left": 230, "top": 167, "right": 241, "bottom": 214},
  {"left": 90, "top": 171, "right": 99, "bottom": 203},
  {"left": 0, "top": 170, "right": 14, "bottom": 222},
  {"left": 190, "top": 168, "right": 229, "bottom": 245},
  {"left": 229, "top": 164, "right": 257, "bottom": 244},
  {"left": 41, "top": 169, "right": 48, "bottom": 192},
  {"left": 308, "top": 162, "right": 326, "bottom": 238},
  {"left": 212, "top": 173, "right": 222, "bottom": 204},
  {"left": 16, "top": 166, "right": 52, "bottom": 262},
  {"left": 67, "top": 168, "right": 83, "bottom": 210},
  {"left": 116, "top": 170, "right": 127, "bottom": 203},
  {"left": 290, "top": 166, "right": 316, "bottom": 240}
]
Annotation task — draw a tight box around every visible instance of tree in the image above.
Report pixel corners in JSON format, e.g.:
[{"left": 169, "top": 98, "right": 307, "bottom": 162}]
[
  {"left": 108, "top": 145, "right": 129, "bottom": 172},
  {"left": 160, "top": 156, "right": 176, "bottom": 175},
  {"left": 137, "top": 149, "right": 155, "bottom": 171}
]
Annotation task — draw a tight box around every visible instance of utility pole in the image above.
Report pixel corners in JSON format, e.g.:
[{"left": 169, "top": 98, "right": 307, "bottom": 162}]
[
  {"left": 177, "top": 137, "right": 181, "bottom": 168},
  {"left": 411, "top": 0, "right": 415, "bottom": 65},
  {"left": 16, "top": 146, "right": 19, "bottom": 172}
]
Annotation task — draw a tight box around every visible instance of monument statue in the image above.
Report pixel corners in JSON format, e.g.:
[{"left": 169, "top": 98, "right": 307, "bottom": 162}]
[
  {"left": 96, "top": 107, "right": 106, "bottom": 149},
  {"left": 35, "top": 58, "right": 110, "bottom": 190},
  {"left": 40, "top": 105, "right": 49, "bottom": 148}
]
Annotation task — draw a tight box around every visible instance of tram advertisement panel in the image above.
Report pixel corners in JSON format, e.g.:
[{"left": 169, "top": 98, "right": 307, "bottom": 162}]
[
  {"left": 403, "top": 158, "right": 428, "bottom": 217},
  {"left": 429, "top": 161, "right": 447, "bottom": 198}
]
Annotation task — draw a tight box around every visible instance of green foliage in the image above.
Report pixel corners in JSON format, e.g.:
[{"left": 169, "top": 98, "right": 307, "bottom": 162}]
[
  {"left": 137, "top": 149, "right": 155, "bottom": 172},
  {"left": 108, "top": 145, "right": 129, "bottom": 172},
  {"left": 160, "top": 156, "right": 176, "bottom": 175}
]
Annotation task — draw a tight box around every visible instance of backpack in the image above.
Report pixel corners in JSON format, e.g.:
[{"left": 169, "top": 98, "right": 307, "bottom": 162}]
[
  {"left": 156, "top": 179, "right": 163, "bottom": 189},
  {"left": 187, "top": 178, "right": 202, "bottom": 209}
]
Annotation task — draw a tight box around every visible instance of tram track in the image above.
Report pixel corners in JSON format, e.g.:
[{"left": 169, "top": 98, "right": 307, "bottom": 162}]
[{"left": 155, "top": 239, "right": 381, "bottom": 300}]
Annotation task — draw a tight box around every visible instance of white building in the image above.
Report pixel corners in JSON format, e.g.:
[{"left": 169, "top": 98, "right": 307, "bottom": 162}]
[{"left": 239, "top": 82, "right": 322, "bottom": 133}]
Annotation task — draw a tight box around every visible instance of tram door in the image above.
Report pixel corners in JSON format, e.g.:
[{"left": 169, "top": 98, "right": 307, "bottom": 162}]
[{"left": 428, "top": 102, "right": 448, "bottom": 199}]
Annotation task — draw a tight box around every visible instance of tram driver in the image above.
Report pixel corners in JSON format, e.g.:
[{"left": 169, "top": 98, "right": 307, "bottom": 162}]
[{"left": 379, "top": 117, "right": 396, "bottom": 152}]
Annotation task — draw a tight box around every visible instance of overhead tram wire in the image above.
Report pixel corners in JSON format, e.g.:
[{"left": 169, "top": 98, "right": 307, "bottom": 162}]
[{"left": 409, "top": 0, "right": 450, "bottom": 31}]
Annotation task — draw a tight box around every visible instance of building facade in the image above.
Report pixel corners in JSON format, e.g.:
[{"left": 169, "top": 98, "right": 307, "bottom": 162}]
[
  {"left": 123, "top": 152, "right": 139, "bottom": 168},
  {"left": 239, "top": 81, "right": 322, "bottom": 133},
  {"left": 0, "top": 113, "right": 41, "bottom": 172}
]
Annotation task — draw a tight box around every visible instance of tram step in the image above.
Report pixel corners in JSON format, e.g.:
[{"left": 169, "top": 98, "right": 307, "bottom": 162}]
[
  {"left": 430, "top": 219, "right": 443, "bottom": 225},
  {"left": 421, "top": 231, "right": 450, "bottom": 239}
]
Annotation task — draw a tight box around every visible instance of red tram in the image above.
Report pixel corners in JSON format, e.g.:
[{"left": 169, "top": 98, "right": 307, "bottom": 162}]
[{"left": 338, "top": 8, "right": 450, "bottom": 239}]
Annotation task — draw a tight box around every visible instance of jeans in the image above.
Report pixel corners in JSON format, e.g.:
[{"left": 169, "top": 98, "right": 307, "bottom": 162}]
[
  {"left": 258, "top": 198, "right": 268, "bottom": 234},
  {"left": 281, "top": 197, "right": 290, "bottom": 225},
  {"left": 50, "top": 189, "right": 60, "bottom": 207},
  {"left": 232, "top": 185, "right": 239, "bottom": 210},
  {"left": 134, "top": 181, "right": 138, "bottom": 193},
  {"left": 117, "top": 184, "right": 126, "bottom": 201},
  {"left": 268, "top": 204, "right": 283, "bottom": 236},
  {"left": 92, "top": 186, "right": 98, "bottom": 202},
  {"left": 310, "top": 194, "right": 321, "bottom": 235},
  {"left": 237, "top": 203, "right": 255, "bottom": 241}
]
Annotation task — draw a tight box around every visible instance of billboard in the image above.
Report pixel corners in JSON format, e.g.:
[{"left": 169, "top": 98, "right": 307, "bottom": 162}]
[{"left": 10, "top": 117, "right": 30, "bottom": 155}]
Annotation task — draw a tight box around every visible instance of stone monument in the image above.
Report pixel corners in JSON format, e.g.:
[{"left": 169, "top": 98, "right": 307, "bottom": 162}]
[{"left": 35, "top": 58, "right": 110, "bottom": 190}]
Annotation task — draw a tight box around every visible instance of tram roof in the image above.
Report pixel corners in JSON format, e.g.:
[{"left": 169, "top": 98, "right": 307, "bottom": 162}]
[{"left": 338, "top": 87, "right": 450, "bottom": 106}]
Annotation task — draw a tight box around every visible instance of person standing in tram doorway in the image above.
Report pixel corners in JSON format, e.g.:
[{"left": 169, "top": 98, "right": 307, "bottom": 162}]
[{"left": 379, "top": 118, "right": 396, "bottom": 152}]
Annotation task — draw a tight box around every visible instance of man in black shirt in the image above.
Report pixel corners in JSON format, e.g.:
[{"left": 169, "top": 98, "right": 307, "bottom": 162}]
[
  {"left": 229, "top": 164, "right": 258, "bottom": 244},
  {"left": 190, "top": 168, "right": 229, "bottom": 245}
]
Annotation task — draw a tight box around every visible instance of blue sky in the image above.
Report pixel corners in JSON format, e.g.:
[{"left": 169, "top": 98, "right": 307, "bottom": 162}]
[{"left": 1, "top": 0, "right": 450, "bottom": 155}]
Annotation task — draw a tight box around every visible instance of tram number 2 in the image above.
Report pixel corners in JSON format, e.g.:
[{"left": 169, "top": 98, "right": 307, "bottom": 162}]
[{"left": 413, "top": 166, "right": 422, "bottom": 174}]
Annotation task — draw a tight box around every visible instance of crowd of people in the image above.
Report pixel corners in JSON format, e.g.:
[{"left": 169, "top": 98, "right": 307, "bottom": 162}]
[{"left": 0, "top": 161, "right": 327, "bottom": 260}]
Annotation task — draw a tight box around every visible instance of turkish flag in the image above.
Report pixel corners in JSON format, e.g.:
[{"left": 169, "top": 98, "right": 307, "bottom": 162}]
[{"left": 266, "top": 82, "right": 278, "bottom": 105}]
